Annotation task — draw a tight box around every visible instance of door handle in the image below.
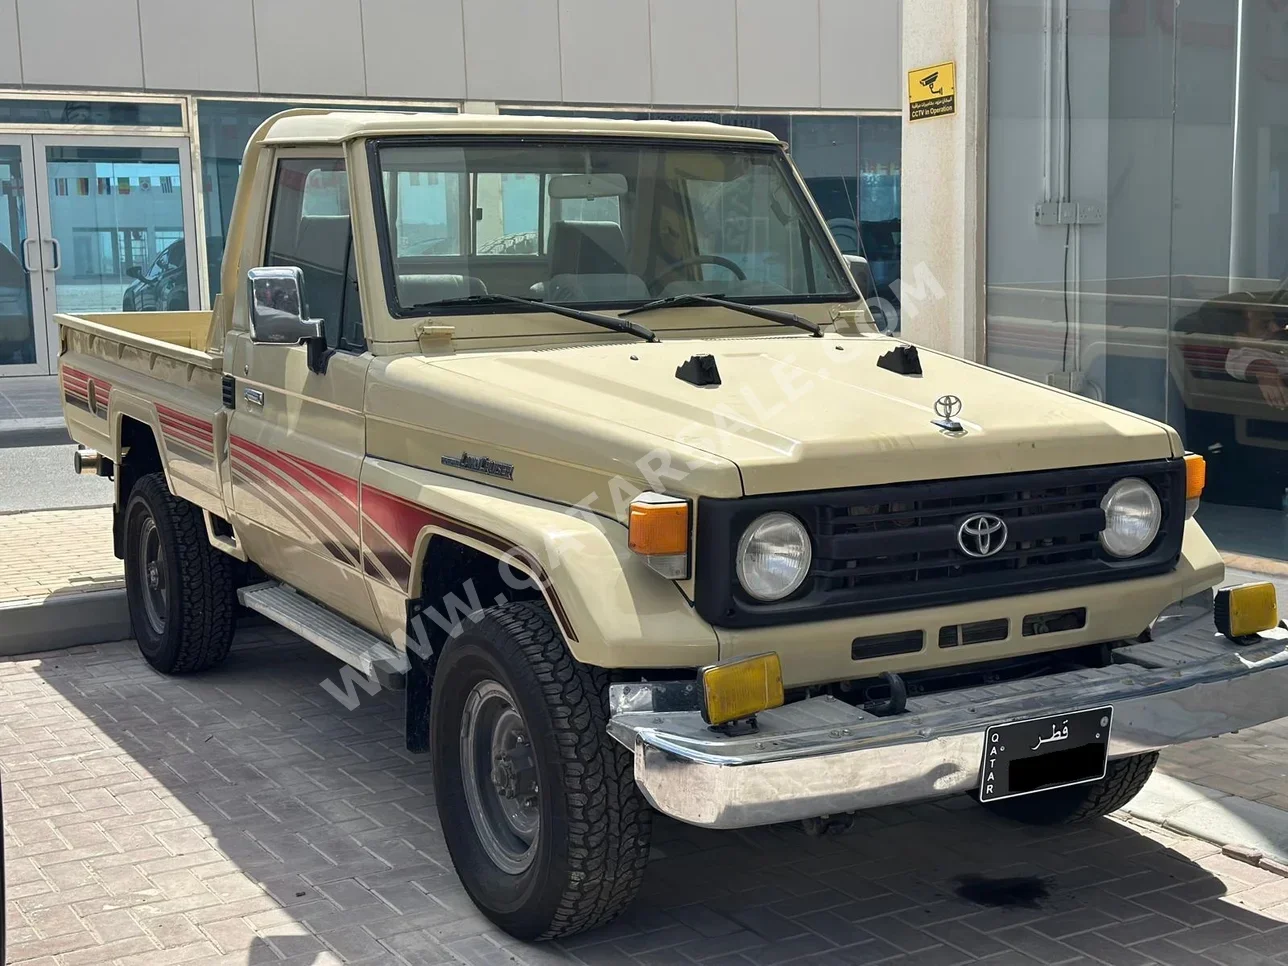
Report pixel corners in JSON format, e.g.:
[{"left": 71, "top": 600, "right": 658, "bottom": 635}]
[
  {"left": 48, "top": 237, "right": 62, "bottom": 271},
  {"left": 20, "top": 238, "right": 36, "bottom": 273},
  {"left": 243, "top": 387, "right": 265, "bottom": 407}
]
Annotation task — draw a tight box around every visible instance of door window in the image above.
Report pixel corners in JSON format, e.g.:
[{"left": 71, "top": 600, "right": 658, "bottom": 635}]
[{"left": 265, "top": 158, "right": 364, "bottom": 351}]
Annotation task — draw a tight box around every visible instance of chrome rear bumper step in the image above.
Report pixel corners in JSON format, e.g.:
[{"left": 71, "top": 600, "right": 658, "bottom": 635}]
[{"left": 238, "top": 581, "right": 405, "bottom": 690}]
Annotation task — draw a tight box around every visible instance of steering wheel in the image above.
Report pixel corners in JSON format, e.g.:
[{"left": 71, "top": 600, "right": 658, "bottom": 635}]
[{"left": 651, "top": 254, "right": 747, "bottom": 289}]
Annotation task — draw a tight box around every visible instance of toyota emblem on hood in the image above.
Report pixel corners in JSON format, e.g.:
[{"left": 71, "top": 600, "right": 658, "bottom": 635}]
[{"left": 957, "top": 513, "right": 1008, "bottom": 558}]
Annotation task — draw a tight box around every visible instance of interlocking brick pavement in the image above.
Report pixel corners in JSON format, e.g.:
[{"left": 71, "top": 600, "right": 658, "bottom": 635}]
[
  {"left": 4, "top": 629, "right": 1288, "bottom": 965},
  {"left": 0, "top": 507, "right": 121, "bottom": 604},
  {"left": 1156, "top": 570, "right": 1288, "bottom": 813}
]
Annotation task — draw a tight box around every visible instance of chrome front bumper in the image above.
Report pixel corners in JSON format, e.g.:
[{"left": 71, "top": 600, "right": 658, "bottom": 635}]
[{"left": 607, "top": 614, "right": 1288, "bottom": 829}]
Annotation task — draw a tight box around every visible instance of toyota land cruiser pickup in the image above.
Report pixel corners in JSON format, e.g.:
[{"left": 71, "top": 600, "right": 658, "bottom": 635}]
[{"left": 57, "top": 109, "right": 1288, "bottom": 941}]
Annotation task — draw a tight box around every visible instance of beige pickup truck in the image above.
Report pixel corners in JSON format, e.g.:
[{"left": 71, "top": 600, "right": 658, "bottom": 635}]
[{"left": 58, "top": 109, "right": 1287, "bottom": 940}]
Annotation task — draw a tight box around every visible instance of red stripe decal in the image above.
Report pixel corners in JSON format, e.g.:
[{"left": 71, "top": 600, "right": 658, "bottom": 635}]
[
  {"left": 280, "top": 451, "right": 359, "bottom": 506},
  {"left": 162, "top": 424, "right": 214, "bottom": 454},
  {"left": 156, "top": 405, "right": 213, "bottom": 434},
  {"left": 360, "top": 485, "right": 439, "bottom": 559},
  {"left": 159, "top": 416, "right": 213, "bottom": 443},
  {"left": 231, "top": 437, "right": 359, "bottom": 531},
  {"left": 232, "top": 455, "right": 358, "bottom": 564},
  {"left": 232, "top": 448, "right": 360, "bottom": 549}
]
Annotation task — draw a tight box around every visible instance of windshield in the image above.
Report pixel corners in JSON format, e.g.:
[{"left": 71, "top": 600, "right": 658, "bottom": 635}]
[{"left": 371, "top": 138, "right": 854, "bottom": 314}]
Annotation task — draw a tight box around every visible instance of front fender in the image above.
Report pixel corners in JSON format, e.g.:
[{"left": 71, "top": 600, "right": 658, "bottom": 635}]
[{"left": 361, "top": 458, "right": 719, "bottom": 668}]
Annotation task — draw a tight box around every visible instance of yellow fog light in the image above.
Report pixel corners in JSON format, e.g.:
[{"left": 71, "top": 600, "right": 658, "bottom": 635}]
[
  {"left": 1215, "top": 582, "right": 1279, "bottom": 640},
  {"left": 700, "top": 652, "right": 785, "bottom": 726}
]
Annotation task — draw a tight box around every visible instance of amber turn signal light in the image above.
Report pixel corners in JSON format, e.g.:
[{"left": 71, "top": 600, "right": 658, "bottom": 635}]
[
  {"left": 628, "top": 495, "right": 689, "bottom": 556},
  {"left": 701, "top": 652, "right": 785, "bottom": 726},
  {"left": 1215, "top": 582, "right": 1279, "bottom": 640},
  {"left": 1184, "top": 454, "right": 1206, "bottom": 501}
]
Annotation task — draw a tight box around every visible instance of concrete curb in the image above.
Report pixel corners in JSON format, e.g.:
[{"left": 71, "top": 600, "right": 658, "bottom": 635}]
[
  {"left": 0, "top": 588, "right": 130, "bottom": 658},
  {"left": 1123, "top": 771, "right": 1288, "bottom": 872},
  {"left": 0, "top": 418, "right": 72, "bottom": 449}
]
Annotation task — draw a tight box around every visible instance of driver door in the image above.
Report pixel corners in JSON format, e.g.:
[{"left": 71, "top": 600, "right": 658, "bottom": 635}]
[{"left": 226, "top": 149, "right": 379, "bottom": 632}]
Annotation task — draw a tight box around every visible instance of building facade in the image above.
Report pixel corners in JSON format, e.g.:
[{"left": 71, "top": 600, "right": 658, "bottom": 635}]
[
  {"left": 0, "top": 0, "right": 904, "bottom": 377},
  {"left": 903, "top": 0, "right": 1288, "bottom": 562}
]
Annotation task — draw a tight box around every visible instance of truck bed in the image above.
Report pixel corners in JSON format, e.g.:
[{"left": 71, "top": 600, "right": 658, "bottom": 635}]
[
  {"left": 57, "top": 309, "right": 228, "bottom": 520},
  {"left": 57, "top": 310, "right": 220, "bottom": 365}
]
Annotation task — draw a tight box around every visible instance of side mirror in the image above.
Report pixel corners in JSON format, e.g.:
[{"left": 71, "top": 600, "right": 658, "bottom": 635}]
[
  {"left": 125, "top": 265, "right": 144, "bottom": 281},
  {"left": 247, "top": 266, "right": 323, "bottom": 346},
  {"left": 843, "top": 255, "right": 877, "bottom": 302}
]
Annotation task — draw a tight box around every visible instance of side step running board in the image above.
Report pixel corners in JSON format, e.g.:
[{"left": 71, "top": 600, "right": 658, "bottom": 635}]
[{"left": 238, "top": 581, "right": 406, "bottom": 690}]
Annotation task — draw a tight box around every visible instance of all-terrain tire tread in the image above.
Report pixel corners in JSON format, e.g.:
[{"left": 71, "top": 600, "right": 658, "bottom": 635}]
[
  {"left": 986, "top": 751, "right": 1159, "bottom": 825},
  {"left": 132, "top": 473, "right": 236, "bottom": 672},
  {"left": 481, "top": 601, "right": 652, "bottom": 940},
  {"left": 1059, "top": 751, "right": 1159, "bottom": 821}
]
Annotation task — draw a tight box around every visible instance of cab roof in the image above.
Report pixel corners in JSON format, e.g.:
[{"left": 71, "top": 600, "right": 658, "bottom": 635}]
[{"left": 260, "top": 110, "right": 784, "bottom": 146}]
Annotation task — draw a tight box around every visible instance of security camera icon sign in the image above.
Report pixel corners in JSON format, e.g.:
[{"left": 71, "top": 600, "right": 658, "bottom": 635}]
[{"left": 920, "top": 72, "right": 944, "bottom": 96}]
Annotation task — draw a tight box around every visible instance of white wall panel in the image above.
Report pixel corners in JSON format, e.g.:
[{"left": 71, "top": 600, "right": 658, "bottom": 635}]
[
  {"left": 362, "top": 0, "right": 466, "bottom": 99},
  {"left": 559, "top": 0, "right": 651, "bottom": 105},
  {"left": 16, "top": 0, "right": 144, "bottom": 89},
  {"left": 253, "top": 0, "right": 366, "bottom": 96},
  {"left": 463, "top": 0, "right": 562, "bottom": 102},
  {"left": 0, "top": 0, "right": 22, "bottom": 85},
  {"left": 140, "top": 0, "right": 258, "bottom": 93},
  {"left": 0, "top": 0, "right": 903, "bottom": 111},
  {"left": 821, "top": 0, "right": 900, "bottom": 109},
  {"left": 736, "top": 0, "right": 820, "bottom": 108},
  {"left": 649, "top": 0, "right": 738, "bottom": 107}
]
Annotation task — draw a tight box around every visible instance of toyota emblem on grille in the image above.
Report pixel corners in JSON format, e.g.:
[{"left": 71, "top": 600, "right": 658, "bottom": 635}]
[{"left": 957, "top": 513, "right": 1008, "bottom": 558}]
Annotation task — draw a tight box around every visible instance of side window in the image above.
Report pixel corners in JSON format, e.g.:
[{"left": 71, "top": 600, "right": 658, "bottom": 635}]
[
  {"left": 265, "top": 158, "right": 364, "bottom": 351},
  {"left": 146, "top": 247, "right": 169, "bottom": 280},
  {"left": 474, "top": 173, "right": 540, "bottom": 255}
]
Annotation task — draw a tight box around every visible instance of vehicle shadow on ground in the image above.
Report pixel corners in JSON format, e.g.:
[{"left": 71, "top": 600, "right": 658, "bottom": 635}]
[{"left": 8, "top": 629, "right": 1288, "bottom": 966}]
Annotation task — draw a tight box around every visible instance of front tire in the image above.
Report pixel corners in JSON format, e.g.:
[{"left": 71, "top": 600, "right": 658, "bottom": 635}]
[
  {"left": 982, "top": 751, "right": 1158, "bottom": 825},
  {"left": 431, "top": 601, "right": 652, "bottom": 940},
  {"left": 123, "top": 472, "right": 236, "bottom": 674}
]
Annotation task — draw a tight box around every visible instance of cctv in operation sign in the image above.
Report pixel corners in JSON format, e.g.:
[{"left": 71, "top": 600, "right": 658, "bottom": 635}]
[{"left": 908, "top": 61, "right": 956, "bottom": 120}]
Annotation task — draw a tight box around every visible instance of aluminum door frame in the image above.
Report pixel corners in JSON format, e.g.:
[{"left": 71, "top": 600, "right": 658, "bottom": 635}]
[
  {"left": 0, "top": 135, "right": 51, "bottom": 376},
  {"left": 30, "top": 133, "right": 200, "bottom": 370}
]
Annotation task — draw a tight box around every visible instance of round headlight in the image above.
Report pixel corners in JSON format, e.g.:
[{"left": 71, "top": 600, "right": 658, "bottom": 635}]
[
  {"left": 736, "top": 512, "right": 812, "bottom": 601},
  {"left": 1100, "top": 478, "right": 1162, "bottom": 558}
]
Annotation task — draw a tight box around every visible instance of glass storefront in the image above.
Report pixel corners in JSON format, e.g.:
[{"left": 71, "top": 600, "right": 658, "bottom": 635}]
[
  {"left": 987, "top": 0, "right": 1288, "bottom": 561},
  {"left": 1, "top": 93, "right": 902, "bottom": 376},
  {"left": 0, "top": 95, "right": 195, "bottom": 377},
  {"left": 197, "top": 100, "right": 456, "bottom": 298}
]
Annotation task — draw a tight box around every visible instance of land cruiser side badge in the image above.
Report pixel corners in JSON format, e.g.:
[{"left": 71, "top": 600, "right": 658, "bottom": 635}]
[{"left": 441, "top": 452, "right": 515, "bottom": 481}]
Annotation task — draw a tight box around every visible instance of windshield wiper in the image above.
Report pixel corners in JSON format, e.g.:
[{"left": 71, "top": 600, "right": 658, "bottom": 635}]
[
  {"left": 409, "top": 293, "right": 658, "bottom": 343},
  {"left": 620, "top": 293, "right": 822, "bottom": 337}
]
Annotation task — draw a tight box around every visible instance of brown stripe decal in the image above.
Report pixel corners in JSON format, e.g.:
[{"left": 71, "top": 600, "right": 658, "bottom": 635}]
[
  {"left": 359, "top": 484, "right": 578, "bottom": 643},
  {"left": 220, "top": 435, "right": 578, "bottom": 643},
  {"left": 232, "top": 449, "right": 359, "bottom": 565}
]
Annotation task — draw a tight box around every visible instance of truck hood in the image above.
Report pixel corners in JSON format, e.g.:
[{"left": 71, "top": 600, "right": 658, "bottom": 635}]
[{"left": 408, "top": 335, "right": 1178, "bottom": 496}]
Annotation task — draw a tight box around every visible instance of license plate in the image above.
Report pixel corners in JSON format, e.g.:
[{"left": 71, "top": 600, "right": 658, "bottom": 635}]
[{"left": 979, "top": 706, "right": 1113, "bottom": 803}]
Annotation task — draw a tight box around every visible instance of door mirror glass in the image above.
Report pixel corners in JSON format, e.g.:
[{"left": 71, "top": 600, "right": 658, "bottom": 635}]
[
  {"left": 843, "top": 254, "right": 877, "bottom": 301},
  {"left": 247, "top": 266, "right": 323, "bottom": 345},
  {"left": 125, "top": 265, "right": 144, "bottom": 281}
]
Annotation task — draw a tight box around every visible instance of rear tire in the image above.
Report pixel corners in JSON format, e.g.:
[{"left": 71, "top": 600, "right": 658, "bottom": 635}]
[
  {"left": 123, "top": 472, "right": 236, "bottom": 674},
  {"left": 430, "top": 601, "right": 652, "bottom": 940},
  {"left": 982, "top": 751, "right": 1159, "bottom": 825}
]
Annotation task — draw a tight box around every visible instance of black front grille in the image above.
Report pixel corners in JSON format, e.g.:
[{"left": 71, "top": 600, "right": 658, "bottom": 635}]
[{"left": 694, "top": 459, "right": 1186, "bottom": 629}]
